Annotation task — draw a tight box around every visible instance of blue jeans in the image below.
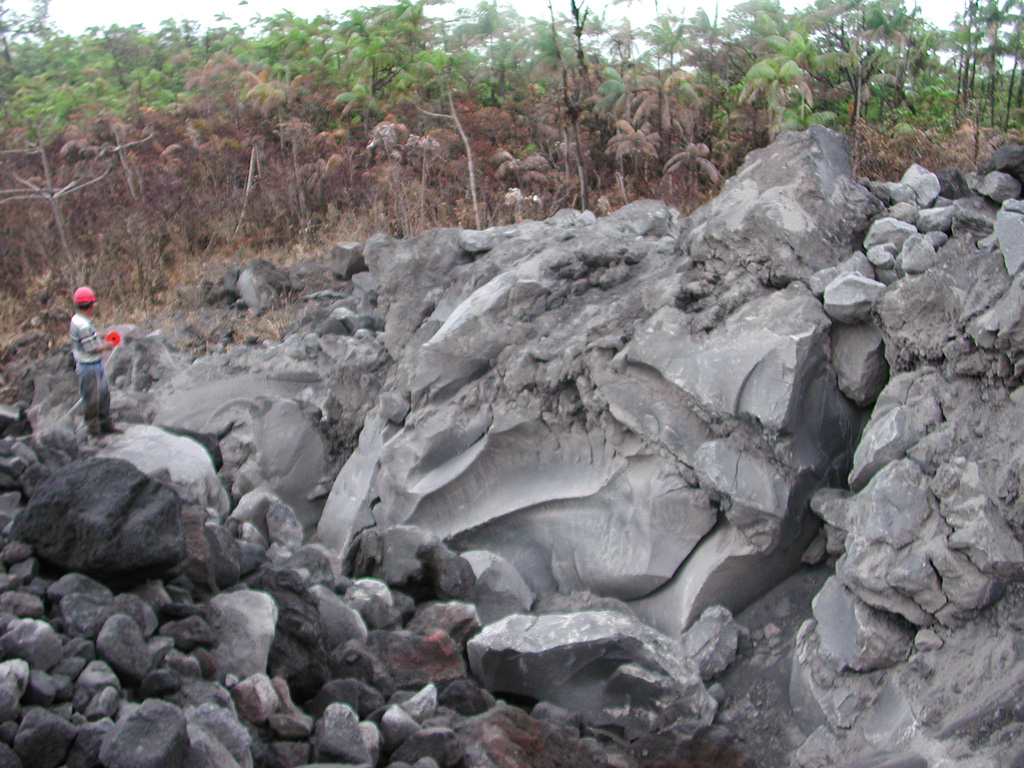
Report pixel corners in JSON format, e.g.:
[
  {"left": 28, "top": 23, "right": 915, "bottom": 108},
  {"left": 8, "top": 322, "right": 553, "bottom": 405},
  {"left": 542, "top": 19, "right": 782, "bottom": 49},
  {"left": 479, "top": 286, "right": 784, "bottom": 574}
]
[{"left": 76, "top": 361, "right": 110, "bottom": 431}]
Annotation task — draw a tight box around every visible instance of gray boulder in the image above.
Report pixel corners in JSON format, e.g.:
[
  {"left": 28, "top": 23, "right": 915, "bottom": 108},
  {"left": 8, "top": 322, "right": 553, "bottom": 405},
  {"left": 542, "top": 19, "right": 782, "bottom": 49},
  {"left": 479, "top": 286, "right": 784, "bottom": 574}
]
[
  {"left": 209, "top": 590, "right": 278, "bottom": 681},
  {"left": 629, "top": 519, "right": 819, "bottom": 635},
  {"left": 311, "top": 703, "right": 370, "bottom": 764},
  {"left": 914, "top": 205, "right": 955, "bottom": 234},
  {"left": 627, "top": 285, "right": 856, "bottom": 473},
  {"left": 96, "top": 614, "right": 153, "bottom": 686},
  {"left": 0, "top": 619, "right": 62, "bottom": 671},
  {"left": 184, "top": 722, "right": 246, "bottom": 768},
  {"left": 693, "top": 441, "right": 795, "bottom": 552},
  {"left": 65, "top": 718, "right": 114, "bottom": 768},
  {"left": 823, "top": 272, "right": 887, "bottom": 323},
  {"left": 346, "top": 578, "right": 401, "bottom": 630},
  {"left": 246, "top": 397, "right": 332, "bottom": 535},
  {"left": 996, "top": 201, "right": 1024, "bottom": 275},
  {"left": 952, "top": 196, "right": 999, "bottom": 237},
  {"left": 458, "top": 227, "right": 504, "bottom": 254},
  {"left": 245, "top": 566, "right": 331, "bottom": 701},
  {"left": 389, "top": 727, "right": 462, "bottom": 768},
  {"left": 229, "top": 488, "right": 281, "bottom": 543},
  {"left": 349, "top": 524, "right": 441, "bottom": 588},
  {"left": 310, "top": 584, "right": 368, "bottom": 649},
  {"left": 11, "top": 458, "right": 185, "bottom": 585},
  {"left": 977, "top": 142, "right": 1024, "bottom": 182},
  {"left": 679, "top": 605, "right": 743, "bottom": 680},
  {"left": 830, "top": 322, "right": 889, "bottom": 406},
  {"left": 12, "top": 707, "right": 77, "bottom": 768},
  {"left": 865, "top": 243, "right": 897, "bottom": 269},
  {"left": 935, "top": 166, "right": 971, "bottom": 199},
  {"left": 877, "top": 244, "right": 1010, "bottom": 375},
  {"left": 317, "top": 135, "right": 870, "bottom": 645},
  {"left": 266, "top": 501, "right": 304, "bottom": 550},
  {"left": 322, "top": 305, "right": 380, "bottom": 336},
  {"left": 968, "top": 266, "right": 1024, "bottom": 352},
  {"left": 232, "top": 259, "right": 295, "bottom": 314},
  {"left": 363, "top": 228, "right": 470, "bottom": 356},
  {"left": 381, "top": 704, "right": 421, "bottom": 753},
  {"left": 863, "top": 217, "right": 918, "bottom": 251},
  {"left": 872, "top": 180, "right": 917, "bottom": 205},
  {"left": 461, "top": 550, "right": 535, "bottom": 624},
  {"left": 811, "top": 577, "right": 912, "bottom": 672},
  {"left": 790, "top": 619, "right": 895, "bottom": 732},
  {"left": 679, "top": 126, "right": 883, "bottom": 276},
  {"left": 897, "top": 234, "right": 937, "bottom": 275},
  {"left": 830, "top": 446, "right": 1013, "bottom": 628},
  {"left": 327, "top": 241, "right": 366, "bottom": 279},
  {"left": 976, "top": 170, "right": 1022, "bottom": 203},
  {"left": 900, "top": 164, "right": 940, "bottom": 208},
  {"left": 99, "top": 699, "right": 189, "bottom": 768},
  {"left": 468, "top": 610, "right": 716, "bottom": 738},
  {"left": 848, "top": 393, "right": 941, "bottom": 491},
  {"left": 97, "top": 425, "right": 229, "bottom": 517},
  {"left": 73, "top": 660, "right": 122, "bottom": 713},
  {"left": 933, "top": 459, "right": 1024, "bottom": 578},
  {"left": 888, "top": 201, "right": 918, "bottom": 223}
]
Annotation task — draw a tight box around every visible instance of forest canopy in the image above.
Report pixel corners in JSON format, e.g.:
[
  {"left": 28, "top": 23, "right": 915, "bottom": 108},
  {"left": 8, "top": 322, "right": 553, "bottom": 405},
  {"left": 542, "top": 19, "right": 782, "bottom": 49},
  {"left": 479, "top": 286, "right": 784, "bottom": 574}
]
[{"left": 1, "top": 0, "right": 1022, "bottom": 337}]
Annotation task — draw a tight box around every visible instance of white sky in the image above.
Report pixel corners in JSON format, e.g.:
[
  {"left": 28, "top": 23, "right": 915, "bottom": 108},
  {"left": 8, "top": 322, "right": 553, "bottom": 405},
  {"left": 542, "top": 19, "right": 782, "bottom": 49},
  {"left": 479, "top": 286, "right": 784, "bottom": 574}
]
[{"left": 12, "top": 0, "right": 966, "bottom": 36}]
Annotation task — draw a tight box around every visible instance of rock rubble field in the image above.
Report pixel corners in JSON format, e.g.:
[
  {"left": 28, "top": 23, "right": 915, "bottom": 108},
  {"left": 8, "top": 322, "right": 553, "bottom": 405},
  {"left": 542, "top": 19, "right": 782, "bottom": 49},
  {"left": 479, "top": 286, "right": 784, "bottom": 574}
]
[{"left": 2, "top": 126, "right": 1024, "bottom": 767}]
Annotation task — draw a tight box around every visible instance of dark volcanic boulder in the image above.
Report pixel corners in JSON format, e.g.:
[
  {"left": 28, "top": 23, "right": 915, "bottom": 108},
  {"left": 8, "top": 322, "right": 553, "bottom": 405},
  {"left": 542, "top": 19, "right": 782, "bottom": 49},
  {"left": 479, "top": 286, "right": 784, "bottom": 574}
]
[
  {"left": 98, "top": 699, "right": 189, "bottom": 768},
  {"left": 245, "top": 566, "right": 331, "bottom": 701},
  {"left": 12, "top": 707, "right": 77, "bottom": 768},
  {"left": 11, "top": 458, "right": 185, "bottom": 585},
  {"left": 977, "top": 142, "right": 1024, "bottom": 186}
]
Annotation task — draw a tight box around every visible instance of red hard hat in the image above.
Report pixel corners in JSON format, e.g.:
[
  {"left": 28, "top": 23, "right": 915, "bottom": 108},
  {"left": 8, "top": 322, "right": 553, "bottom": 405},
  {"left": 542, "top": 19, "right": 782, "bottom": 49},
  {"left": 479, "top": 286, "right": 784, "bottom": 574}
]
[{"left": 73, "top": 286, "right": 96, "bottom": 304}]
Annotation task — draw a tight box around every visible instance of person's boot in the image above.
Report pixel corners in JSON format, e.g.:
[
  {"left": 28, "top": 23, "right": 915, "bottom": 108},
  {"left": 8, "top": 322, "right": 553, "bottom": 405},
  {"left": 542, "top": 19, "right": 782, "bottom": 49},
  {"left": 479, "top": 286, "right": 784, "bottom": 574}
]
[
  {"left": 100, "top": 420, "right": 122, "bottom": 434},
  {"left": 87, "top": 421, "right": 103, "bottom": 438}
]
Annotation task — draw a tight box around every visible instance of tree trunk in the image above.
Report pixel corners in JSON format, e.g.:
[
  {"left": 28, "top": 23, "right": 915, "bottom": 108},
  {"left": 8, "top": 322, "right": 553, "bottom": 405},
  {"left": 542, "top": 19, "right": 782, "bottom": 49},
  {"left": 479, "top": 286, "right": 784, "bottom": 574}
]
[
  {"left": 1006, "top": 60, "right": 1018, "bottom": 130},
  {"left": 447, "top": 92, "right": 482, "bottom": 230},
  {"left": 38, "top": 147, "right": 78, "bottom": 278}
]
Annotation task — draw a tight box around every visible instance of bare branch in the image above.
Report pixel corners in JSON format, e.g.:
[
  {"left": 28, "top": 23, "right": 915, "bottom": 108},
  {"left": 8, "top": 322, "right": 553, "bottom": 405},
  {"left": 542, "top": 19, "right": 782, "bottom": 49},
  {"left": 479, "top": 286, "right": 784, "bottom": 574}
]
[
  {"left": 0, "top": 193, "right": 46, "bottom": 205},
  {"left": 52, "top": 166, "right": 112, "bottom": 199},
  {"left": 0, "top": 147, "right": 43, "bottom": 156},
  {"left": 417, "top": 106, "right": 452, "bottom": 121},
  {"left": 10, "top": 171, "right": 42, "bottom": 192}
]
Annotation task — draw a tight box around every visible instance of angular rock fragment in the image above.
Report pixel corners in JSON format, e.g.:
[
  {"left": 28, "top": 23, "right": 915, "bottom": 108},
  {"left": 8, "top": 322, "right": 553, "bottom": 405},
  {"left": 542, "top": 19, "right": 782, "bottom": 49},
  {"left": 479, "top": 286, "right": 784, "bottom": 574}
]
[
  {"left": 823, "top": 272, "right": 887, "bottom": 324},
  {"left": 900, "top": 163, "right": 941, "bottom": 208},
  {"left": 209, "top": 590, "right": 278, "bottom": 681},
  {"left": 468, "top": 610, "right": 715, "bottom": 738},
  {"left": 830, "top": 323, "right": 889, "bottom": 406},
  {"left": 811, "top": 577, "right": 912, "bottom": 672}
]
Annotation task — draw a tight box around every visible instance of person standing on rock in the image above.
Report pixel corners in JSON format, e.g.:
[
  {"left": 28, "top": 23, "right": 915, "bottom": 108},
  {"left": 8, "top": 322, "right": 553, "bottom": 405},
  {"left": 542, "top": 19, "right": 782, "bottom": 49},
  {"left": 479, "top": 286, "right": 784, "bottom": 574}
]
[{"left": 69, "top": 286, "right": 120, "bottom": 437}]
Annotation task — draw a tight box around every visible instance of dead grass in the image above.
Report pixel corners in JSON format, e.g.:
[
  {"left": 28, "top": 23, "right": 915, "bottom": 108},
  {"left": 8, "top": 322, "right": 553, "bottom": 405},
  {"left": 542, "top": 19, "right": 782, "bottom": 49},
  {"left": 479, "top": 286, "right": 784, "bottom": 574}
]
[
  {"left": 0, "top": 205, "right": 387, "bottom": 353},
  {"left": 854, "top": 123, "right": 1024, "bottom": 180}
]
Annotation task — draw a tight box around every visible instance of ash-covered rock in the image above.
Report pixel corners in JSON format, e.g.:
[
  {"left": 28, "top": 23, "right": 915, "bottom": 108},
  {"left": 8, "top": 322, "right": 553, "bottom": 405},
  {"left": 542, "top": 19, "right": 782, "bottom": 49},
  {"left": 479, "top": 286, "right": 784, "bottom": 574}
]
[{"left": 2, "top": 127, "right": 1024, "bottom": 767}]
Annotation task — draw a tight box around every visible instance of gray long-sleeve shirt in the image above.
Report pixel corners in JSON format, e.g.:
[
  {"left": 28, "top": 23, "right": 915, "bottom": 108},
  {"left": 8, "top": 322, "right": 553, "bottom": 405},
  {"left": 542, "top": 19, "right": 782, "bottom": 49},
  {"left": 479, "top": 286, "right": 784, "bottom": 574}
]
[{"left": 70, "top": 312, "right": 103, "bottom": 364}]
